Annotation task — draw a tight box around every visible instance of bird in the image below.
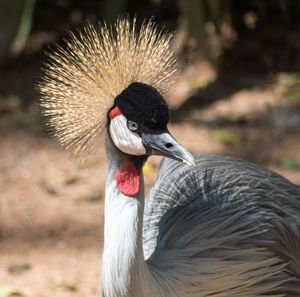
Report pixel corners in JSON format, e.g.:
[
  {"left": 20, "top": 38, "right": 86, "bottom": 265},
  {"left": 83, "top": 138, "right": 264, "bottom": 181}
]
[{"left": 39, "top": 17, "right": 300, "bottom": 297}]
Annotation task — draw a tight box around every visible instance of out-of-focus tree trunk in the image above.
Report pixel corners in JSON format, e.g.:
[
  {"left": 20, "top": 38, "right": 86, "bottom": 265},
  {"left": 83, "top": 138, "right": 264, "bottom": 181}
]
[
  {"left": 177, "top": 0, "right": 208, "bottom": 56},
  {"left": 0, "top": 0, "right": 35, "bottom": 66},
  {"left": 102, "top": 0, "right": 127, "bottom": 23},
  {"left": 11, "top": 0, "right": 36, "bottom": 55},
  {"left": 0, "top": 0, "right": 24, "bottom": 65}
]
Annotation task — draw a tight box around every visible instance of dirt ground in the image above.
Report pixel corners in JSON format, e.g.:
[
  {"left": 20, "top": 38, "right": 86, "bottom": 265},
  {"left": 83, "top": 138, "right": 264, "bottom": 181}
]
[{"left": 1, "top": 63, "right": 300, "bottom": 297}]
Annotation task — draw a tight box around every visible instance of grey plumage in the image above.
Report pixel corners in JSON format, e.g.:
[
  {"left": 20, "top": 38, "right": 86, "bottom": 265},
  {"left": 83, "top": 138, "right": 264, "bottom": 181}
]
[{"left": 143, "top": 155, "right": 300, "bottom": 296}]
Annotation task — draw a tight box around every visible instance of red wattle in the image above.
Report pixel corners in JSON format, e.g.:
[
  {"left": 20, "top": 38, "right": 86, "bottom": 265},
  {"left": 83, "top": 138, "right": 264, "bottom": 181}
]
[
  {"left": 109, "top": 106, "right": 122, "bottom": 119},
  {"left": 115, "top": 161, "right": 140, "bottom": 197}
]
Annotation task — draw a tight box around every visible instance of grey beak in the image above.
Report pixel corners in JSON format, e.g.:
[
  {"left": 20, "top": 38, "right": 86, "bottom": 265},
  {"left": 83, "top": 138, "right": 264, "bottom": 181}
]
[{"left": 141, "top": 131, "right": 195, "bottom": 166}]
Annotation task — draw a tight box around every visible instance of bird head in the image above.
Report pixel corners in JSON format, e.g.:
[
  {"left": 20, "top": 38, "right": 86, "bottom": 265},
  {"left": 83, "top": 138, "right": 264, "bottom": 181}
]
[
  {"left": 108, "top": 82, "right": 194, "bottom": 165},
  {"left": 39, "top": 18, "right": 194, "bottom": 165}
]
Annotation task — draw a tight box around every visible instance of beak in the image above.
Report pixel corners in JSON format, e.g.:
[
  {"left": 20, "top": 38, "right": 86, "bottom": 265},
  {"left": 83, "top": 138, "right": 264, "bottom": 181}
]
[{"left": 141, "top": 131, "right": 195, "bottom": 166}]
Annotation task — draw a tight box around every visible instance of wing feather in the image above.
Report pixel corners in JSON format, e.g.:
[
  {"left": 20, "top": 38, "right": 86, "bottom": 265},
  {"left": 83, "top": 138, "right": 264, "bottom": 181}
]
[{"left": 143, "top": 155, "right": 300, "bottom": 296}]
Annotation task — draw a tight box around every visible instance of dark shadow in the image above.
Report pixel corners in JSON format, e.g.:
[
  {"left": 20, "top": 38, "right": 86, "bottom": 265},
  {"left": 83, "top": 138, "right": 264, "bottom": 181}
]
[
  {"left": 171, "top": 13, "right": 300, "bottom": 122},
  {"left": 171, "top": 74, "right": 264, "bottom": 122},
  {"left": 0, "top": 216, "right": 103, "bottom": 250}
]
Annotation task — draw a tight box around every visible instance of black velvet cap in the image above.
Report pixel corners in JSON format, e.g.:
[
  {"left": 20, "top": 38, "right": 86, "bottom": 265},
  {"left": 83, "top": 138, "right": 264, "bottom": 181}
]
[{"left": 115, "top": 82, "right": 169, "bottom": 130}]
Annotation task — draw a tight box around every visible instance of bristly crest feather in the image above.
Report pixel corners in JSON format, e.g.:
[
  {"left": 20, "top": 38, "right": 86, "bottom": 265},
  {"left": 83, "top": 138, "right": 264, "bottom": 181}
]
[{"left": 38, "top": 17, "right": 176, "bottom": 157}]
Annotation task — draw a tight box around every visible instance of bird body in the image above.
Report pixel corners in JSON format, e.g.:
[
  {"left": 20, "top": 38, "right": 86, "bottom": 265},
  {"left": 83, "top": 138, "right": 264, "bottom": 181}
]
[
  {"left": 101, "top": 137, "right": 300, "bottom": 297},
  {"left": 39, "top": 17, "right": 300, "bottom": 297}
]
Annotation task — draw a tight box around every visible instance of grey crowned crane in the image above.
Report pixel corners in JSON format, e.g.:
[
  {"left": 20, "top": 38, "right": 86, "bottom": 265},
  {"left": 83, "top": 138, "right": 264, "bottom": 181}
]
[{"left": 39, "top": 18, "right": 300, "bottom": 297}]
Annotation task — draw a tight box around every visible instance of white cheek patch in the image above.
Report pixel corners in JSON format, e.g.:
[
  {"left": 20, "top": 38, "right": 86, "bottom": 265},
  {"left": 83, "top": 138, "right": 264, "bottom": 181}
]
[{"left": 109, "top": 115, "right": 146, "bottom": 155}]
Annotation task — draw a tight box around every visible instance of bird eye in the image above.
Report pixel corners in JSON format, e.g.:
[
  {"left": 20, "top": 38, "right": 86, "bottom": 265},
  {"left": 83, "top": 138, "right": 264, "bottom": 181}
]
[{"left": 127, "top": 121, "right": 139, "bottom": 131}]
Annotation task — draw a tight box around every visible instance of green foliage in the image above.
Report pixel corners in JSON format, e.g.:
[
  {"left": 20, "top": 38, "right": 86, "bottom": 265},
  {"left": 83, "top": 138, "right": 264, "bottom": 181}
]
[
  {"left": 0, "top": 0, "right": 35, "bottom": 63},
  {"left": 0, "top": 285, "right": 22, "bottom": 297},
  {"left": 11, "top": 0, "right": 36, "bottom": 55},
  {"left": 279, "top": 158, "right": 300, "bottom": 170},
  {"left": 189, "top": 77, "right": 210, "bottom": 89},
  {"left": 15, "top": 113, "right": 42, "bottom": 131},
  {"left": 290, "top": 90, "right": 300, "bottom": 104},
  {"left": 77, "top": 191, "right": 102, "bottom": 203},
  {"left": 55, "top": 282, "right": 79, "bottom": 292},
  {"left": 276, "top": 73, "right": 300, "bottom": 105},
  {"left": 213, "top": 130, "right": 245, "bottom": 146}
]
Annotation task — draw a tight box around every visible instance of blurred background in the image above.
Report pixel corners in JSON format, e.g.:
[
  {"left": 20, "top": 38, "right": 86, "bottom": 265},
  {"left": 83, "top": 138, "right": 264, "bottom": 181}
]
[{"left": 1, "top": 0, "right": 300, "bottom": 296}]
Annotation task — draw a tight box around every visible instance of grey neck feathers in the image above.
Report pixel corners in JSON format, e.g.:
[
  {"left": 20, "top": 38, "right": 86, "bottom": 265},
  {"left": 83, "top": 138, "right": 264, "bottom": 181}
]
[{"left": 101, "top": 137, "right": 153, "bottom": 297}]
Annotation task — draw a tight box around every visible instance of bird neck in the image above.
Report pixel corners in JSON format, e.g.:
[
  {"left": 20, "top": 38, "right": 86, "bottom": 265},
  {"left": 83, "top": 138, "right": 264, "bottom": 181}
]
[{"left": 101, "top": 137, "right": 151, "bottom": 297}]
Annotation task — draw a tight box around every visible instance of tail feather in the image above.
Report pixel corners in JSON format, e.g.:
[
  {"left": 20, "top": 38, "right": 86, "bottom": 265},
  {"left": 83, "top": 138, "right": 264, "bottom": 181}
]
[{"left": 269, "top": 222, "right": 300, "bottom": 287}]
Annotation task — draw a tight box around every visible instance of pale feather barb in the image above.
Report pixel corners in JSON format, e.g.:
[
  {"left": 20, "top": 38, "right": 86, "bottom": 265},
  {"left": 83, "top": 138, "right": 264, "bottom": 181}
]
[{"left": 38, "top": 18, "right": 176, "bottom": 157}]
